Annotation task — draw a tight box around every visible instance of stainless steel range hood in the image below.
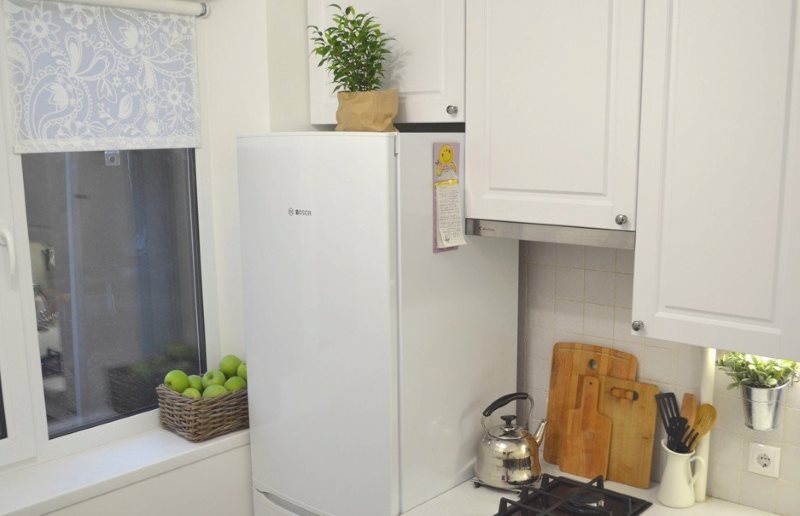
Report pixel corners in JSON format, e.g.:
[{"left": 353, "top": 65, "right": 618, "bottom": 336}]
[{"left": 465, "top": 218, "right": 635, "bottom": 250}]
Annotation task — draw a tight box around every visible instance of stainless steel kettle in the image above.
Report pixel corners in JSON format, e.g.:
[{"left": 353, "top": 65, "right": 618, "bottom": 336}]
[{"left": 474, "top": 392, "right": 547, "bottom": 490}]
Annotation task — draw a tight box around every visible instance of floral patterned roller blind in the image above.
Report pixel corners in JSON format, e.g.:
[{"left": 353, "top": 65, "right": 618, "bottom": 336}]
[{"left": 3, "top": 0, "right": 200, "bottom": 153}]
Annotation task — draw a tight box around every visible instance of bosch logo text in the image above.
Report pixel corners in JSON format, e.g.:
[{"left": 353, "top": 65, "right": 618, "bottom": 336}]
[{"left": 288, "top": 207, "right": 312, "bottom": 217}]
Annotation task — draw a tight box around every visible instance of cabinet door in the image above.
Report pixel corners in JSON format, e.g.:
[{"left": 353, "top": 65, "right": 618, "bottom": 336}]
[
  {"left": 632, "top": 0, "right": 800, "bottom": 360},
  {"left": 307, "top": 0, "right": 465, "bottom": 124},
  {"left": 465, "top": 0, "right": 644, "bottom": 230}
]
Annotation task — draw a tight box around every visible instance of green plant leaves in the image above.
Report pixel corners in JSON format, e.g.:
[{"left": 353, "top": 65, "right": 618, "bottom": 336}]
[
  {"left": 716, "top": 351, "right": 799, "bottom": 389},
  {"left": 308, "top": 4, "right": 393, "bottom": 93}
]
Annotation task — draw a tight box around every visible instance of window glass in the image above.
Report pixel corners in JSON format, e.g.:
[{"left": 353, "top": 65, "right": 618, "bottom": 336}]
[{"left": 22, "top": 149, "right": 205, "bottom": 438}]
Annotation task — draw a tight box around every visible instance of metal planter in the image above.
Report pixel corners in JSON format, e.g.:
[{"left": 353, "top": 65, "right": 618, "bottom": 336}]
[{"left": 741, "top": 383, "right": 788, "bottom": 431}]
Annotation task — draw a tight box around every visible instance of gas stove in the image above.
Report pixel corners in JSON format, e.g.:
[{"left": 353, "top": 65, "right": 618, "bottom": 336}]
[{"left": 495, "top": 474, "right": 651, "bottom": 516}]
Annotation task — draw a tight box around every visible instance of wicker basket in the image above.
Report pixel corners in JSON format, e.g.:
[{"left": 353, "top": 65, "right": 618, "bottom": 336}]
[
  {"left": 109, "top": 366, "right": 160, "bottom": 414},
  {"left": 157, "top": 384, "right": 249, "bottom": 442}
]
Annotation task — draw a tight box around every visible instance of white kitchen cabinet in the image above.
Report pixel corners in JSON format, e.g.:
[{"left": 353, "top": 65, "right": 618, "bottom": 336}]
[
  {"left": 465, "top": 0, "right": 644, "bottom": 230},
  {"left": 307, "top": 0, "right": 465, "bottom": 124},
  {"left": 632, "top": 0, "right": 800, "bottom": 360}
]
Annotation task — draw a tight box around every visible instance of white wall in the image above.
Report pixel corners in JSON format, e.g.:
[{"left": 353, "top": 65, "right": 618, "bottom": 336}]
[
  {"left": 47, "top": 446, "right": 253, "bottom": 516},
  {"left": 520, "top": 241, "right": 800, "bottom": 515},
  {"left": 196, "top": 0, "right": 271, "bottom": 363},
  {"left": 266, "top": 0, "right": 315, "bottom": 131}
]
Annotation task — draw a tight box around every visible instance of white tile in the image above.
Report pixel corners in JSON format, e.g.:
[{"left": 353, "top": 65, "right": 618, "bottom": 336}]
[
  {"left": 555, "top": 267, "right": 584, "bottom": 301},
  {"left": 708, "top": 463, "right": 742, "bottom": 504},
  {"left": 709, "top": 429, "right": 746, "bottom": 469},
  {"left": 611, "top": 339, "right": 645, "bottom": 361},
  {"left": 776, "top": 480, "right": 800, "bottom": 516},
  {"left": 613, "top": 273, "right": 633, "bottom": 308},
  {"left": 779, "top": 445, "right": 800, "bottom": 482},
  {"left": 583, "top": 303, "right": 614, "bottom": 339},
  {"left": 531, "top": 388, "right": 548, "bottom": 422},
  {"left": 673, "top": 345, "right": 705, "bottom": 391},
  {"left": 553, "top": 330, "right": 585, "bottom": 346},
  {"left": 556, "top": 244, "right": 584, "bottom": 268},
  {"left": 612, "top": 307, "right": 644, "bottom": 343},
  {"left": 528, "top": 242, "right": 557, "bottom": 265},
  {"left": 528, "top": 264, "right": 556, "bottom": 302},
  {"left": 574, "top": 335, "right": 613, "bottom": 348},
  {"left": 615, "top": 248, "right": 635, "bottom": 273},
  {"left": 531, "top": 358, "right": 550, "bottom": 391},
  {"left": 529, "top": 297, "right": 555, "bottom": 329},
  {"left": 530, "top": 326, "right": 555, "bottom": 362},
  {"left": 745, "top": 414, "right": 785, "bottom": 445},
  {"left": 782, "top": 407, "right": 800, "bottom": 447},
  {"left": 639, "top": 344, "right": 677, "bottom": 384},
  {"left": 784, "top": 383, "right": 800, "bottom": 409},
  {"left": 739, "top": 472, "right": 778, "bottom": 513},
  {"left": 584, "top": 246, "right": 616, "bottom": 272},
  {"left": 585, "top": 270, "right": 615, "bottom": 305},
  {"left": 715, "top": 393, "right": 747, "bottom": 435},
  {"left": 554, "top": 299, "right": 583, "bottom": 333}
]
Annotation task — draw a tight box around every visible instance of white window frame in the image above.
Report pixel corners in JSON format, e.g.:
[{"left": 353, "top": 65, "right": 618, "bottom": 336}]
[
  {"left": 0, "top": 108, "right": 38, "bottom": 466},
  {"left": 0, "top": 11, "right": 221, "bottom": 470}
]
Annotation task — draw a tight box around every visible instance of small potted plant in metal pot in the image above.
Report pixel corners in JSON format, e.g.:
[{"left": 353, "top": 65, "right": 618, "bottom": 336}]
[
  {"left": 716, "top": 352, "right": 799, "bottom": 431},
  {"left": 309, "top": 4, "right": 397, "bottom": 131}
]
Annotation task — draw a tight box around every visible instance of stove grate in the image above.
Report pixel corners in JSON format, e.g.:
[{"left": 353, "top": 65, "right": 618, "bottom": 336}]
[{"left": 495, "top": 474, "right": 651, "bottom": 516}]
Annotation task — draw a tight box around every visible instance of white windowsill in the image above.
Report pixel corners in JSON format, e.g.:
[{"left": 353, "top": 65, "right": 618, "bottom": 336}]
[{"left": 0, "top": 428, "right": 250, "bottom": 516}]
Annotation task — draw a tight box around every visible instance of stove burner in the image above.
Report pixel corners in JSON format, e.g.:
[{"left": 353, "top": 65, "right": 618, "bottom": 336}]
[
  {"left": 565, "top": 488, "right": 606, "bottom": 514},
  {"left": 494, "top": 474, "right": 651, "bottom": 516}
]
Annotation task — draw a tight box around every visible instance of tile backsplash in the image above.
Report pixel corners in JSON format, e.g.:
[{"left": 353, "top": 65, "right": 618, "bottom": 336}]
[{"left": 519, "top": 241, "right": 800, "bottom": 515}]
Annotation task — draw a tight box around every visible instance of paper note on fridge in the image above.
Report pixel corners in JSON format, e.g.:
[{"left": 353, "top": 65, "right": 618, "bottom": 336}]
[
  {"left": 435, "top": 179, "right": 466, "bottom": 248},
  {"left": 433, "top": 142, "right": 465, "bottom": 249}
]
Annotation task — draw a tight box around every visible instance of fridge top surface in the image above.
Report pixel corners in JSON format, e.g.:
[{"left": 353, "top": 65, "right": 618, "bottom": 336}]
[{"left": 237, "top": 131, "right": 398, "bottom": 140}]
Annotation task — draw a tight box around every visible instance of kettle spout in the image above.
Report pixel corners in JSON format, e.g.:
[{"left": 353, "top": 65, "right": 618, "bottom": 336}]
[{"left": 532, "top": 418, "right": 547, "bottom": 446}]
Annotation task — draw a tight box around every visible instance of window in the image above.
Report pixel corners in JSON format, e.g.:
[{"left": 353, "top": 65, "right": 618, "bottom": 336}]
[{"left": 21, "top": 149, "right": 205, "bottom": 438}]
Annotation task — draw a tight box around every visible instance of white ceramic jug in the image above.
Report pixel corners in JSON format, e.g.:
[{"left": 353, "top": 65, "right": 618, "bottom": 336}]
[{"left": 657, "top": 439, "right": 706, "bottom": 508}]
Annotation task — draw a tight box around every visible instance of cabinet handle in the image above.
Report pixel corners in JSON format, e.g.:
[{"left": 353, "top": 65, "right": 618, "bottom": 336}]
[
  {"left": 446, "top": 105, "right": 458, "bottom": 115},
  {"left": 0, "top": 227, "right": 16, "bottom": 276},
  {"left": 615, "top": 214, "right": 629, "bottom": 226},
  {"left": 631, "top": 320, "right": 644, "bottom": 332}
]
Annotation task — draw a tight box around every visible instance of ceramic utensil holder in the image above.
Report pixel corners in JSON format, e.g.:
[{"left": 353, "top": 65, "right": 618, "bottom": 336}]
[{"left": 657, "top": 439, "right": 705, "bottom": 508}]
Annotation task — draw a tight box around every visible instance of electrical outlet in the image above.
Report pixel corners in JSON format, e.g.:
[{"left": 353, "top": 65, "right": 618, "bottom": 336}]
[{"left": 748, "top": 442, "right": 781, "bottom": 478}]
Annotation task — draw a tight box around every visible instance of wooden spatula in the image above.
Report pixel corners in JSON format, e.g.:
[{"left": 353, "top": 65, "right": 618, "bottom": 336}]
[
  {"left": 687, "top": 403, "right": 717, "bottom": 452},
  {"left": 560, "top": 376, "right": 612, "bottom": 478},
  {"left": 680, "top": 393, "right": 698, "bottom": 427}
]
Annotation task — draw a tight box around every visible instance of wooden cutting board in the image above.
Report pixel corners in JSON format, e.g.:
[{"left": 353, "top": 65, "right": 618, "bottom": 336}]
[
  {"left": 598, "top": 376, "right": 660, "bottom": 488},
  {"left": 543, "top": 342, "right": 638, "bottom": 464},
  {"left": 559, "top": 376, "right": 612, "bottom": 478}
]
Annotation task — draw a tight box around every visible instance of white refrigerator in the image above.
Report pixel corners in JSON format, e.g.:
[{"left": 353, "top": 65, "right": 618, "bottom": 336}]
[{"left": 238, "top": 133, "right": 518, "bottom": 516}]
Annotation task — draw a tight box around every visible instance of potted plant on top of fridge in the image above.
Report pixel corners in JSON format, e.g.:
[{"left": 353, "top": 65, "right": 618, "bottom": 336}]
[
  {"left": 309, "top": 4, "right": 397, "bottom": 132},
  {"left": 716, "top": 351, "right": 799, "bottom": 431}
]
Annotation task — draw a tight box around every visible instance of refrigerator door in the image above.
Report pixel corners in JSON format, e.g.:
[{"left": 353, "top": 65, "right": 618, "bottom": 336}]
[
  {"left": 239, "top": 133, "right": 399, "bottom": 516},
  {"left": 395, "top": 134, "right": 519, "bottom": 511}
]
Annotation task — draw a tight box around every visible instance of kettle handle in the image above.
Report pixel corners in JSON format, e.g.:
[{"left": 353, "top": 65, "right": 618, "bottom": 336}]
[{"left": 481, "top": 392, "right": 533, "bottom": 428}]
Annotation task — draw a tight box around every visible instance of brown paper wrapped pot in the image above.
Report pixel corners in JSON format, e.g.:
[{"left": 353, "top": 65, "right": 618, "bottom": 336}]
[{"left": 335, "top": 88, "right": 399, "bottom": 132}]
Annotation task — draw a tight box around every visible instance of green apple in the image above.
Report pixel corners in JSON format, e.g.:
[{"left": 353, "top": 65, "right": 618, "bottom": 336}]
[
  {"left": 202, "top": 369, "right": 226, "bottom": 388},
  {"left": 202, "top": 384, "right": 228, "bottom": 398},
  {"left": 219, "top": 354, "right": 242, "bottom": 379},
  {"left": 187, "top": 374, "right": 203, "bottom": 391},
  {"left": 182, "top": 387, "right": 201, "bottom": 399},
  {"left": 224, "top": 376, "right": 247, "bottom": 392},
  {"left": 237, "top": 362, "right": 247, "bottom": 381},
  {"left": 164, "top": 370, "right": 190, "bottom": 393}
]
